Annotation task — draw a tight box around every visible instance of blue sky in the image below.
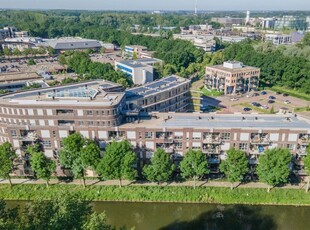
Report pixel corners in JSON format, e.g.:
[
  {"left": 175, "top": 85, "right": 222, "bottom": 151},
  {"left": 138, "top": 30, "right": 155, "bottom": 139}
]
[{"left": 0, "top": 0, "right": 309, "bottom": 11}]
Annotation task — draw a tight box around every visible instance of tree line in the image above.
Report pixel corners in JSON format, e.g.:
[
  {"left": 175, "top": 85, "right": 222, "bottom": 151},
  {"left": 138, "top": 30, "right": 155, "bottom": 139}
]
[
  {"left": 224, "top": 39, "right": 310, "bottom": 94},
  {"left": 1, "top": 133, "right": 310, "bottom": 192}
]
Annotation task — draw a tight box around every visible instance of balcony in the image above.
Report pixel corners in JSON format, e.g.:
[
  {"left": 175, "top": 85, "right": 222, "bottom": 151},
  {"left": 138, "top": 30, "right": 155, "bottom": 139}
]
[
  {"left": 163, "top": 147, "right": 174, "bottom": 154},
  {"left": 202, "top": 146, "right": 220, "bottom": 154},
  {"left": 56, "top": 109, "right": 74, "bottom": 116},
  {"left": 250, "top": 134, "right": 270, "bottom": 145},
  {"left": 58, "top": 120, "right": 75, "bottom": 126},
  {"left": 299, "top": 135, "right": 310, "bottom": 145},
  {"left": 250, "top": 145, "right": 265, "bottom": 155},
  {"left": 18, "top": 131, "right": 38, "bottom": 141},
  {"left": 202, "top": 137, "right": 221, "bottom": 144},
  {"left": 208, "top": 158, "right": 220, "bottom": 164}
]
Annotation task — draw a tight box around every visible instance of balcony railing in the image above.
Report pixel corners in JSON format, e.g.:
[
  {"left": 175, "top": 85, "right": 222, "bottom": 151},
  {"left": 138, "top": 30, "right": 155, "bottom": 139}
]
[
  {"left": 202, "top": 137, "right": 221, "bottom": 144},
  {"left": 251, "top": 137, "right": 270, "bottom": 145},
  {"left": 208, "top": 158, "right": 220, "bottom": 164}
]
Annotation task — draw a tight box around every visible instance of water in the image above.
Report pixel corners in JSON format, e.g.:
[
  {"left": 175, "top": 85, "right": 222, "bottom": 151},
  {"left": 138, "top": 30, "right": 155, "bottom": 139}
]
[{"left": 6, "top": 201, "right": 310, "bottom": 230}]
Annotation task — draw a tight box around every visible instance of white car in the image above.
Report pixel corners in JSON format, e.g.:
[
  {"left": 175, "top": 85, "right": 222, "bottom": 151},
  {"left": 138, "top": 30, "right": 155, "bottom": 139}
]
[
  {"left": 230, "top": 98, "right": 239, "bottom": 101},
  {"left": 284, "top": 100, "right": 291, "bottom": 104},
  {"left": 260, "top": 105, "right": 269, "bottom": 109}
]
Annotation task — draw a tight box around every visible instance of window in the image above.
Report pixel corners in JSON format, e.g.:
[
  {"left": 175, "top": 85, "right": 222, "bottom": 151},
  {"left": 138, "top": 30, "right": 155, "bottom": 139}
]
[
  {"left": 79, "top": 121, "right": 84, "bottom": 126},
  {"left": 43, "top": 140, "right": 51, "bottom": 148},
  {"left": 102, "top": 110, "right": 105, "bottom": 115},
  {"left": 145, "top": 132, "right": 153, "bottom": 139},
  {"left": 221, "top": 133, "right": 231, "bottom": 141},
  {"left": 97, "top": 121, "right": 100, "bottom": 126},
  {"left": 102, "top": 121, "right": 105, "bottom": 126},
  {"left": 10, "top": 130, "right": 17, "bottom": 137},
  {"left": 175, "top": 142, "right": 183, "bottom": 149},
  {"left": 86, "top": 110, "right": 93, "bottom": 115},
  {"left": 96, "top": 111, "right": 100, "bottom": 115},
  {"left": 88, "top": 121, "right": 94, "bottom": 126},
  {"left": 239, "top": 143, "right": 248, "bottom": 151},
  {"left": 107, "top": 110, "right": 110, "bottom": 115},
  {"left": 52, "top": 131, "right": 56, "bottom": 138}
]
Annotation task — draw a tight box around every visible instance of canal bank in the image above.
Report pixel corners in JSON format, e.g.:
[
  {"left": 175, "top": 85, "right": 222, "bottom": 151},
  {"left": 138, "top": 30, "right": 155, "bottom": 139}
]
[
  {"left": 1, "top": 184, "right": 310, "bottom": 206},
  {"left": 5, "top": 200, "right": 310, "bottom": 230}
]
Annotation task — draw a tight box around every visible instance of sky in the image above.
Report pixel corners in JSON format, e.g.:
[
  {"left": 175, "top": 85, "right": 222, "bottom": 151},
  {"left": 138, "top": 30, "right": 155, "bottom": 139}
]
[{"left": 0, "top": 0, "right": 309, "bottom": 11}]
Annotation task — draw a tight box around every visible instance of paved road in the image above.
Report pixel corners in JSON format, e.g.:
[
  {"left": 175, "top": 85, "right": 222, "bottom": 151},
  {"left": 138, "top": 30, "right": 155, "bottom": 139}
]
[{"left": 0, "top": 178, "right": 307, "bottom": 190}]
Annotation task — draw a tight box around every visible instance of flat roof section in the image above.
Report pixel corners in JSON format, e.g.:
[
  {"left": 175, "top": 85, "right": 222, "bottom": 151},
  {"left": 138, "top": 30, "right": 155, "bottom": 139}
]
[
  {"left": 116, "top": 60, "right": 146, "bottom": 68},
  {"left": 125, "top": 75, "right": 190, "bottom": 100},
  {"left": 0, "top": 80, "right": 125, "bottom": 107},
  {"left": 120, "top": 113, "right": 310, "bottom": 130},
  {"left": 207, "top": 63, "right": 260, "bottom": 73}
]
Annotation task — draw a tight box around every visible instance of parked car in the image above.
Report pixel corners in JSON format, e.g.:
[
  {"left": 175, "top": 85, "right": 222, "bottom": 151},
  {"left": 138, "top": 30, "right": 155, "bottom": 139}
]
[
  {"left": 246, "top": 94, "right": 253, "bottom": 98},
  {"left": 253, "top": 93, "right": 260, "bottom": 97},
  {"left": 269, "top": 96, "right": 276, "bottom": 100},
  {"left": 260, "top": 105, "right": 269, "bottom": 109},
  {"left": 243, "top": 107, "right": 252, "bottom": 112},
  {"left": 283, "top": 93, "right": 289, "bottom": 97},
  {"left": 268, "top": 100, "right": 275, "bottom": 104},
  {"left": 260, "top": 91, "right": 267, "bottom": 95},
  {"left": 230, "top": 98, "right": 239, "bottom": 101},
  {"left": 284, "top": 100, "right": 291, "bottom": 104},
  {"left": 276, "top": 92, "right": 282, "bottom": 95},
  {"left": 251, "top": 102, "right": 261, "bottom": 107}
]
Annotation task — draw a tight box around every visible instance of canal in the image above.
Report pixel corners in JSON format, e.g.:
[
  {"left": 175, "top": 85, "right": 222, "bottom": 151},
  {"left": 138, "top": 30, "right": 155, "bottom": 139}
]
[{"left": 6, "top": 201, "right": 310, "bottom": 230}]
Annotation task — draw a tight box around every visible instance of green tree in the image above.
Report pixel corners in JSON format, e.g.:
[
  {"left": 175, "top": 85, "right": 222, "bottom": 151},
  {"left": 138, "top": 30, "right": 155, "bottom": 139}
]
[
  {"left": 82, "top": 212, "right": 113, "bottom": 230},
  {"left": 180, "top": 149, "right": 209, "bottom": 189},
  {"left": 256, "top": 148, "right": 292, "bottom": 192},
  {"left": 30, "top": 147, "right": 56, "bottom": 187},
  {"left": 163, "top": 64, "right": 177, "bottom": 76},
  {"left": 303, "top": 145, "right": 310, "bottom": 192},
  {"left": 96, "top": 140, "right": 137, "bottom": 187},
  {"left": 12, "top": 48, "right": 22, "bottom": 56},
  {"left": 0, "top": 142, "right": 17, "bottom": 187},
  {"left": 27, "top": 58, "right": 36, "bottom": 65},
  {"left": 3, "top": 47, "right": 12, "bottom": 59},
  {"left": 132, "top": 51, "right": 138, "bottom": 60},
  {"left": 143, "top": 148, "right": 175, "bottom": 184},
  {"left": 219, "top": 148, "right": 249, "bottom": 190},
  {"left": 47, "top": 46, "right": 55, "bottom": 56},
  {"left": 59, "top": 133, "right": 100, "bottom": 187}
]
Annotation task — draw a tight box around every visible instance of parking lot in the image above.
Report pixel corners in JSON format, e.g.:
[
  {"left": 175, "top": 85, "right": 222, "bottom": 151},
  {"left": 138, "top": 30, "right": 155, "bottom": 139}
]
[
  {"left": 0, "top": 57, "right": 62, "bottom": 73},
  {"left": 90, "top": 51, "right": 123, "bottom": 64},
  {"left": 203, "top": 90, "right": 310, "bottom": 118}
]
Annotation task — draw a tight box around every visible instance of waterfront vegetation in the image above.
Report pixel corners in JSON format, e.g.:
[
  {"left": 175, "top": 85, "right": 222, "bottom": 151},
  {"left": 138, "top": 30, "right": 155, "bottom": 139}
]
[
  {"left": 2, "top": 184, "right": 310, "bottom": 206},
  {"left": 0, "top": 193, "right": 118, "bottom": 230}
]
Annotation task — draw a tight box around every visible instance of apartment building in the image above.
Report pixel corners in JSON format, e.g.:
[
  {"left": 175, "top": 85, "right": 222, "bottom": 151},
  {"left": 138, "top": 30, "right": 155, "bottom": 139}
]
[
  {"left": 1, "top": 88, "right": 309, "bottom": 176},
  {"left": 0, "top": 80, "right": 126, "bottom": 159},
  {"left": 274, "top": 16, "right": 307, "bottom": 31},
  {"left": 115, "top": 59, "right": 154, "bottom": 85},
  {"left": 124, "top": 75, "right": 191, "bottom": 114},
  {"left": 124, "top": 45, "right": 150, "bottom": 58},
  {"left": 205, "top": 61, "right": 260, "bottom": 95}
]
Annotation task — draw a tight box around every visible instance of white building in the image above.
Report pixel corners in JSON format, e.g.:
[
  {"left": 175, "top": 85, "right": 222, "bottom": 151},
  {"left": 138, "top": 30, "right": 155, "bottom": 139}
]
[{"left": 115, "top": 59, "right": 154, "bottom": 85}]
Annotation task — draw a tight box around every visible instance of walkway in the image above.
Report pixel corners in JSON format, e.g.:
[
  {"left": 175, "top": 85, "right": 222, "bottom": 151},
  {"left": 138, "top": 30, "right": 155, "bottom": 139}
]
[{"left": 0, "top": 178, "right": 307, "bottom": 190}]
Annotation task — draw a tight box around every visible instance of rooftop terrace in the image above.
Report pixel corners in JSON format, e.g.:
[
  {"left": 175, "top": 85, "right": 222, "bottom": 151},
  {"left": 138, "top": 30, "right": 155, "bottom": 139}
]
[{"left": 0, "top": 80, "right": 124, "bottom": 107}]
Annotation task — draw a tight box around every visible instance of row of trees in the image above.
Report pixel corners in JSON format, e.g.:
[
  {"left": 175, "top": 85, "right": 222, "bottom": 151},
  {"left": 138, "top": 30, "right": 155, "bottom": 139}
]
[
  {"left": 1, "top": 133, "right": 309, "bottom": 192},
  {"left": 0, "top": 193, "right": 118, "bottom": 230},
  {"left": 1, "top": 46, "right": 55, "bottom": 58}
]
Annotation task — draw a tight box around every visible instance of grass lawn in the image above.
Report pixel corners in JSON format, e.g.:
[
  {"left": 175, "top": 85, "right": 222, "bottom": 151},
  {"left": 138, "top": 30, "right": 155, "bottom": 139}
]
[
  {"left": 1, "top": 184, "right": 310, "bottom": 206},
  {"left": 233, "top": 103, "right": 272, "bottom": 114},
  {"left": 200, "top": 88, "right": 224, "bottom": 97},
  {"left": 269, "top": 86, "right": 310, "bottom": 101},
  {"left": 294, "top": 106, "right": 310, "bottom": 112}
]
